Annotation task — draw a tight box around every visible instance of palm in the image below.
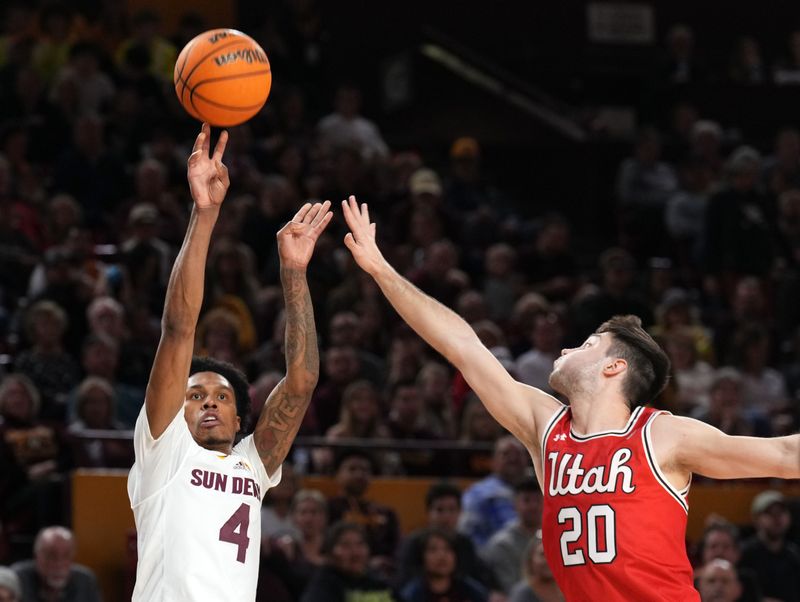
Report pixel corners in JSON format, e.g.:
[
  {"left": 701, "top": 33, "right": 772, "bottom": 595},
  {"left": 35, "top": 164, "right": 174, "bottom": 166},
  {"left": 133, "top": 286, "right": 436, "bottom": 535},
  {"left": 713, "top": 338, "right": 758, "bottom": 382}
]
[
  {"left": 187, "top": 123, "right": 230, "bottom": 209},
  {"left": 277, "top": 201, "right": 333, "bottom": 269}
]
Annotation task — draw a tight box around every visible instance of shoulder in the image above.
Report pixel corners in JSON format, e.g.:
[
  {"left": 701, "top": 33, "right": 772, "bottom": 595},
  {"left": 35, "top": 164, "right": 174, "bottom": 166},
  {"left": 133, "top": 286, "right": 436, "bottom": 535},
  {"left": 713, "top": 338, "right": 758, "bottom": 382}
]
[{"left": 70, "top": 563, "right": 99, "bottom": 583}]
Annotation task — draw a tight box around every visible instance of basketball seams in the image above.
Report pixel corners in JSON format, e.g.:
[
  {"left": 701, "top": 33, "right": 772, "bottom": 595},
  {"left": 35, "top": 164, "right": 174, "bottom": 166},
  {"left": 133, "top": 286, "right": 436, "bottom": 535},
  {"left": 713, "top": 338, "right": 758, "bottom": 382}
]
[{"left": 174, "top": 29, "right": 271, "bottom": 126}]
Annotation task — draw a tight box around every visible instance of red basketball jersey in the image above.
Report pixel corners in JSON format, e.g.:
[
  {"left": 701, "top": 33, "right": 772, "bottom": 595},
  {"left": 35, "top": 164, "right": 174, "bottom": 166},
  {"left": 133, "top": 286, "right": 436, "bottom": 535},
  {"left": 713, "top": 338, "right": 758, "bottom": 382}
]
[{"left": 541, "top": 405, "right": 700, "bottom": 601}]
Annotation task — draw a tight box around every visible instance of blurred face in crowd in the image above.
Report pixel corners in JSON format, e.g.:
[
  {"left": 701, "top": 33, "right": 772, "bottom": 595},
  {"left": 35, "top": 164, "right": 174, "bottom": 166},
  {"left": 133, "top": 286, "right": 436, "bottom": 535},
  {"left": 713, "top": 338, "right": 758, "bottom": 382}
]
[
  {"left": 493, "top": 437, "right": 527, "bottom": 484},
  {"left": 79, "top": 384, "right": 113, "bottom": 429},
  {"left": 292, "top": 498, "right": 327, "bottom": 539},
  {"left": 330, "top": 312, "right": 362, "bottom": 347},
  {"left": 423, "top": 535, "right": 456, "bottom": 579},
  {"left": 325, "top": 347, "right": 360, "bottom": 386},
  {"left": 697, "top": 560, "right": 742, "bottom": 602},
  {"left": 35, "top": 529, "right": 75, "bottom": 590},
  {"left": 346, "top": 384, "right": 379, "bottom": 425},
  {"left": 0, "top": 379, "right": 35, "bottom": 422},
  {"left": 529, "top": 540, "right": 553, "bottom": 580},
  {"left": 330, "top": 528, "right": 369, "bottom": 576},
  {"left": 755, "top": 502, "right": 791, "bottom": 541},
  {"left": 428, "top": 496, "right": 460, "bottom": 532},
  {"left": 83, "top": 340, "right": 119, "bottom": 379},
  {"left": 391, "top": 384, "right": 422, "bottom": 425},
  {"left": 515, "top": 490, "right": 543, "bottom": 531},
  {"left": 702, "top": 529, "right": 739, "bottom": 565},
  {"left": 708, "top": 379, "right": 742, "bottom": 419},
  {"left": 336, "top": 456, "right": 371, "bottom": 497},
  {"left": 531, "top": 313, "right": 563, "bottom": 355}
]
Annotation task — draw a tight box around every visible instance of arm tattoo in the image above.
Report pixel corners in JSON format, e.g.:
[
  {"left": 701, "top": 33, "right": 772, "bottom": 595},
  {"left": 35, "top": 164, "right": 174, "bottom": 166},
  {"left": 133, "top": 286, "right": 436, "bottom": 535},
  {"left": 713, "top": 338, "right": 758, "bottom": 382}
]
[{"left": 254, "top": 267, "right": 319, "bottom": 474}]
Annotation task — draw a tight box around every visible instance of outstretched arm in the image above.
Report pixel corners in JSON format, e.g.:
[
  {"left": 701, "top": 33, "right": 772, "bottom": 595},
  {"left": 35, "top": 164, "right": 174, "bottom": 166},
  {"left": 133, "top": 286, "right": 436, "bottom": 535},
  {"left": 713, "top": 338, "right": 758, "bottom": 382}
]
[
  {"left": 253, "top": 201, "right": 332, "bottom": 475},
  {"left": 340, "top": 196, "right": 561, "bottom": 446},
  {"left": 145, "top": 124, "right": 229, "bottom": 438},
  {"left": 654, "top": 414, "right": 800, "bottom": 480}
]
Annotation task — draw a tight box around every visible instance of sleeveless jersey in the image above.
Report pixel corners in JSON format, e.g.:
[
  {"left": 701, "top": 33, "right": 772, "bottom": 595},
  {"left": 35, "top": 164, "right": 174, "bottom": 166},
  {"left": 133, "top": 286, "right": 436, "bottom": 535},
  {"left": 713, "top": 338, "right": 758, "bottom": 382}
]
[
  {"left": 540, "top": 405, "right": 699, "bottom": 602},
  {"left": 127, "top": 407, "right": 281, "bottom": 601}
]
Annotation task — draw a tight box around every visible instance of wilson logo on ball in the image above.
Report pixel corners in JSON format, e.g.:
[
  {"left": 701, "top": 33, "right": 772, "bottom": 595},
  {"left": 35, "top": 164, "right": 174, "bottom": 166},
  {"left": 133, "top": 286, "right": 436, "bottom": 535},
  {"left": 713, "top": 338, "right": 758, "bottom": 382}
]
[{"left": 214, "top": 49, "right": 269, "bottom": 67}]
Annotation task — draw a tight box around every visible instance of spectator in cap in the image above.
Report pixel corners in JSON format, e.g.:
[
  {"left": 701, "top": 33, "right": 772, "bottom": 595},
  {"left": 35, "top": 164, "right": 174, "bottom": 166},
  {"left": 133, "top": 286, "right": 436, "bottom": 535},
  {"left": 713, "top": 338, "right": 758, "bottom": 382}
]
[
  {"left": 446, "top": 136, "right": 501, "bottom": 213},
  {"left": 0, "top": 566, "right": 21, "bottom": 602},
  {"left": 739, "top": 490, "right": 800, "bottom": 601}
]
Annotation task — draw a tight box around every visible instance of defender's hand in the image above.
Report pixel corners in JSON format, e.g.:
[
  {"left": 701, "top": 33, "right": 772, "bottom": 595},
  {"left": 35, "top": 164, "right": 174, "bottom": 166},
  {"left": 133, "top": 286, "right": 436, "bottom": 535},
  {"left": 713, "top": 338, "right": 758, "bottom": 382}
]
[{"left": 342, "top": 195, "right": 386, "bottom": 276}]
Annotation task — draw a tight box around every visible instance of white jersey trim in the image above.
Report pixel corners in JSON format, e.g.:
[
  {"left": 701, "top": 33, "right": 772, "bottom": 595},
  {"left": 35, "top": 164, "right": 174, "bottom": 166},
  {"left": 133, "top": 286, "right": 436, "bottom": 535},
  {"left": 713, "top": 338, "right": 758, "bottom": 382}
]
[
  {"left": 539, "top": 405, "right": 568, "bottom": 494},
  {"left": 568, "top": 405, "right": 645, "bottom": 441},
  {"left": 642, "top": 411, "right": 690, "bottom": 514}
]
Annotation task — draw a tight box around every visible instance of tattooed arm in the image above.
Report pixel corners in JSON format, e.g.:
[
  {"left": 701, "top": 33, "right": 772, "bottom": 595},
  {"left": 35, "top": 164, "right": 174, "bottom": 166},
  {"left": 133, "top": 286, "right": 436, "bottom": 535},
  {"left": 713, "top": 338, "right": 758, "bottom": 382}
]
[{"left": 253, "top": 201, "right": 332, "bottom": 475}]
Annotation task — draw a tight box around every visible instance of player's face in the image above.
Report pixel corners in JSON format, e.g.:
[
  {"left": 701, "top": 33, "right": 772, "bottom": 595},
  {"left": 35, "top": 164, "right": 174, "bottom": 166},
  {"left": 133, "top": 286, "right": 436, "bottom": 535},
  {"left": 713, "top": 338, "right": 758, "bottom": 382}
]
[
  {"left": 548, "top": 333, "right": 612, "bottom": 396},
  {"left": 184, "top": 372, "right": 241, "bottom": 451}
]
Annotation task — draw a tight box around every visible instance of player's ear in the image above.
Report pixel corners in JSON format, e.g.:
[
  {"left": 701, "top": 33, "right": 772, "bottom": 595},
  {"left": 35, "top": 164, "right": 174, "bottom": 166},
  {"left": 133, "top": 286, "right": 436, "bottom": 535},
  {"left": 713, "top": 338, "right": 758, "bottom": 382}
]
[
  {"left": 602, "top": 358, "right": 627, "bottom": 377},
  {"left": 235, "top": 415, "right": 241, "bottom": 433}
]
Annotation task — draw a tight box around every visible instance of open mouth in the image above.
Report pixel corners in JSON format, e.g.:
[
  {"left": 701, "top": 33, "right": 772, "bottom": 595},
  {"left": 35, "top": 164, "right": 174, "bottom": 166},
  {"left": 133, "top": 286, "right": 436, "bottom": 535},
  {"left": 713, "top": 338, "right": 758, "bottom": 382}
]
[{"left": 201, "top": 415, "right": 221, "bottom": 428}]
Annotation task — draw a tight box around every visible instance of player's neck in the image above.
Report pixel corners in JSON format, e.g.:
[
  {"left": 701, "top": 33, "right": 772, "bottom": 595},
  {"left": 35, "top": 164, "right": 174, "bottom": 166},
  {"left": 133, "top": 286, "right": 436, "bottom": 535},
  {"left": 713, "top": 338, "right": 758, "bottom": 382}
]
[
  {"left": 568, "top": 392, "right": 631, "bottom": 436},
  {"left": 201, "top": 441, "right": 234, "bottom": 455}
]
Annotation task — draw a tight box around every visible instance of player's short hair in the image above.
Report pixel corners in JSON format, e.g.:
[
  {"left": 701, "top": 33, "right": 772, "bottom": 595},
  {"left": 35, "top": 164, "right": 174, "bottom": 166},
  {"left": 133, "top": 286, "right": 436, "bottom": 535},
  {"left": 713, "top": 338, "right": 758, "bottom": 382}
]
[
  {"left": 596, "top": 315, "right": 670, "bottom": 407},
  {"left": 425, "top": 482, "right": 462, "bottom": 510},
  {"left": 189, "top": 357, "right": 250, "bottom": 431},
  {"left": 321, "top": 522, "right": 368, "bottom": 556}
]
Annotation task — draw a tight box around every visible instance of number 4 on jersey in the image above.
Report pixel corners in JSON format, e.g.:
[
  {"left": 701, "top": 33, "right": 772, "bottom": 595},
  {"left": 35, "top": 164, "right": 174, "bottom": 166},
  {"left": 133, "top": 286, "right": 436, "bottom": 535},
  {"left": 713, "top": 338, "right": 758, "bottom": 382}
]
[{"left": 219, "top": 503, "right": 251, "bottom": 563}]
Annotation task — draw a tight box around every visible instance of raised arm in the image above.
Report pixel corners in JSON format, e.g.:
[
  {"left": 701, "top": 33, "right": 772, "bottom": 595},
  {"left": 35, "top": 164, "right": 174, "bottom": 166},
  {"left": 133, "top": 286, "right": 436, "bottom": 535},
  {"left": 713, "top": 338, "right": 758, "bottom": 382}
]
[
  {"left": 341, "top": 196, "right": 561, "bottom": 445},
  {"left": 145, "top": 124, "right": 229, "bottom": 438},
  {"left": 253, "top": 201, "right": 332, "bottom": 475},
  {"left": 653, "top": 414, "right": 800, "bottom": 480}
]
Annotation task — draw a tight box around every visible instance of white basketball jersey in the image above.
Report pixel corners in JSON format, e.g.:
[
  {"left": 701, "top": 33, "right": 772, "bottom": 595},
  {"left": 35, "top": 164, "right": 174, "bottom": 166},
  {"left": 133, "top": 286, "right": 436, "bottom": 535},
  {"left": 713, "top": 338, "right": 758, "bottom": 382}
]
[{"left": 127, "top": 407, "right": 281, "bottom": 601}]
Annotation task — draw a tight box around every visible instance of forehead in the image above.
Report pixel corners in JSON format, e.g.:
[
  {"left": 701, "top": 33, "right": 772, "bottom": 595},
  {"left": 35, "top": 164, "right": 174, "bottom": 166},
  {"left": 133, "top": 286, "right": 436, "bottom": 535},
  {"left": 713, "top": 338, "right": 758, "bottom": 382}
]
[{"left": 187, "top": 371, "right": 233, "bottom": 391}]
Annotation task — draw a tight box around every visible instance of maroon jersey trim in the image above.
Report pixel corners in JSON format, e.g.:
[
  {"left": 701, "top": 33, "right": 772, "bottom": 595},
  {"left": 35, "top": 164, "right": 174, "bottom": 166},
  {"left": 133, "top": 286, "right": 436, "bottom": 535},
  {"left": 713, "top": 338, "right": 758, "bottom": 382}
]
[
  {"left": 641, "top": 411, "right": 690, "bottom": 513},
  {"left": 568, "top": 405, "right": 645, "bottom": 441}
]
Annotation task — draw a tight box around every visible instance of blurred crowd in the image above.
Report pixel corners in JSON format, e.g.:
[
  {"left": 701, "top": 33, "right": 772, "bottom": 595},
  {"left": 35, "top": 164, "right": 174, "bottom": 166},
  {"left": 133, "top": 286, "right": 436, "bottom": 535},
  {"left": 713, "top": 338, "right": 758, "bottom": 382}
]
[{"left": 1, "top": 2, "right": 800, "bottom": 601}]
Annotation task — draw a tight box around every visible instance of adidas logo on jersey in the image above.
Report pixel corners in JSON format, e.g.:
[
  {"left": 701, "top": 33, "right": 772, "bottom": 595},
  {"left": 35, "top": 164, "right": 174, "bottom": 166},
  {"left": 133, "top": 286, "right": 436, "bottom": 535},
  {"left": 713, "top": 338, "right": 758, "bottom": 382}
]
[{"left": 233, "top": 460, "right": 252, "bottom": 472}]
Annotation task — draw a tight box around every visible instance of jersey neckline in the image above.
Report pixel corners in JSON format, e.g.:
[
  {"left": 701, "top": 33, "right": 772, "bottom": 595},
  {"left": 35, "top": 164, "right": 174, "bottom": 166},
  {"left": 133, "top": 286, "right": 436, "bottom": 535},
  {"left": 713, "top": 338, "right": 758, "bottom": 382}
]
[{"left": 568, "top": 405, "right": 645, "bottom": 441}]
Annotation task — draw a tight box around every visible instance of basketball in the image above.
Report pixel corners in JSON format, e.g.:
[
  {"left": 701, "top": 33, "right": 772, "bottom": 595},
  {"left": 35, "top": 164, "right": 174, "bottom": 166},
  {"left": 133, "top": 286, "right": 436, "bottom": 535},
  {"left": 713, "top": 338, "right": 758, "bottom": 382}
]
[{"left": 173, "top": 29, "right": 271, "bottom": 127}]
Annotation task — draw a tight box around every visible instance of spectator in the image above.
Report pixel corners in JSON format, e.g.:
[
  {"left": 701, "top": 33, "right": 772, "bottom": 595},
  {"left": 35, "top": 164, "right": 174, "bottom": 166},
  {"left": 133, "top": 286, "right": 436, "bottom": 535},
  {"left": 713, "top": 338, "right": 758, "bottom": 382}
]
[
  {"left": 740, "top": 490, "right": 800, "bottom": 601},
  {"left": 459, "top": 436, "right": 529, "bottom": 547},
  {"left": 664, "top": 328, "right": 714, "bottom": 414},
  {"left": 50, "top": 42, "right": 114, "bottom": 115},
  {"left": 482, "top": 477, "right": 543, "bottom": 594},
  {"left": 482, "top": 243, "right": 521, "bottom": 323},
  {"left": 702, "top": 146, "right": 774, "bottom": 286},
  {"left": 696, "top": 559, "right": 742, "bottom": 602},
  {"left": 319, "top": 380, "right": 398, "bottom": 475},
  {"left": 508, "top": 535, "right": 563, "bottom": 602},
  {"left": 522, "top": 214, "right": 578, "bottom": 302},
  {"left": 386, "top": 380, "right": 444, "bottom": 476},
  {"left": 115, "top": 9, "right": 177, "bottom": 82},
  {"left": 763, "top": 128, "right": 800, "bottom": 195},
  {"left": 0, "top": 566, "right": 21, "bottom": 602},
  {"left": 515, "top": 311, "right": 564, "bottom": 394},
  {"left": 728, "top": 36, "right": 766, "bottom": 85},
  {"left": 261, "top": 464, "right": 299, "bottom": 540},
  {"left": 317, "top": 84, "right": 389, "bottom": 161},
  {"left": 457, "top": 395, "right": 504, "bottom": 477},
  {"left": 11, "top": 526, "right": 101, "bottom": 602},
  {"left": 615, "top": 127, "right": 679, "bottom": 257},
  {"left": 14, "top": 300, "right": 80, "bottom": 420},
  {"left": 649, "top": 288, "right": 714, "bottom": 364},
  {"left": 327, "top": 311, "right": 385, "bottom": 386},
  {"left": 397, "top": 529, "right": 488, "bottom": 602},
  {"left": 415, "top": 362, "right": 457, "bottom": 439},
  {"left": 300, "top": 523, "right": 393, "bottom": 602},
  {"left": 396, "top": 483, "right": 499, "bottom": 593},
  {"left": 692, "top": 368, "right": 764, "bottom": 436},
  {"left": 67, "top": 376, "right": 132, "bottom": 468},
  {"left": 657, "top": 24, "right": 707, "bottom": 85},
  {"left": 327, "top": 449, "right": 400, "bottom": 573},
  {"left": 729, "top": 325, "right": 789, "bottom": 418},
  {"left": 696, "top": 522, "right": 761, "bottom": 602},
  {"left": 665, "top": 156, "right": 714, "bottom": 264},
  {"left": 311, "top": 346, "right": 362, "bottom": 435},
  {"left": 773, "top": 30, "right": 800, "bottom": 85}
]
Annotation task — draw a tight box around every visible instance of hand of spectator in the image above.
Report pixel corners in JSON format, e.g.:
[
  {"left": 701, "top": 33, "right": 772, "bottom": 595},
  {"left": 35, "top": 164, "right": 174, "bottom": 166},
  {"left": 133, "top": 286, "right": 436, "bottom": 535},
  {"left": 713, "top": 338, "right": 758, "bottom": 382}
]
[
  {"left": 276, "top": 201, "right": 333, "bottom": 270},
  {"left": 187, "top": 123, "right": 230, "bottom": 211},
  {"left": 342, "top": 195, "right": 387, "bottom": 276}
]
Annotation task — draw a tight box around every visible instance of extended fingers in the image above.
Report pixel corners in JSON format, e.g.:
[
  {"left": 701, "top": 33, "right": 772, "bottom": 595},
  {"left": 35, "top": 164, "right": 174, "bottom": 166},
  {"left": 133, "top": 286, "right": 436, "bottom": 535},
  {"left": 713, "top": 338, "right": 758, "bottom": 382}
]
[
  {"left": 293, "top": 202, "right": 313, "bottom": 222},
  {"left": 310, "top": 200, "right": 331, "bottom": 227},
  {"left": 212, "top": 130, "right": 229, "bottom": 161}
]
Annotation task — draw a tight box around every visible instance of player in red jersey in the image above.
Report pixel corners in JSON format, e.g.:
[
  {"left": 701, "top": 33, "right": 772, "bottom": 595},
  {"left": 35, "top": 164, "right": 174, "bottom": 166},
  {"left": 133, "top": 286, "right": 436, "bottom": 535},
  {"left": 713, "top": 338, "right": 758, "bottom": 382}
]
[{"left": 339, "top": 195, "right": 800, "bottom": 601}]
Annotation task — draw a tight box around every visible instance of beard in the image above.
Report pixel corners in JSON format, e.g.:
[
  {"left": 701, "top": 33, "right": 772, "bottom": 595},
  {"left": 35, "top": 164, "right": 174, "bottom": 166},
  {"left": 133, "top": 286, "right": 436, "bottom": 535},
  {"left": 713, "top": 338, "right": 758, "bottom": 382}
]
[{"left": 548, "top": 358, "right": 599, "bottom": 399}]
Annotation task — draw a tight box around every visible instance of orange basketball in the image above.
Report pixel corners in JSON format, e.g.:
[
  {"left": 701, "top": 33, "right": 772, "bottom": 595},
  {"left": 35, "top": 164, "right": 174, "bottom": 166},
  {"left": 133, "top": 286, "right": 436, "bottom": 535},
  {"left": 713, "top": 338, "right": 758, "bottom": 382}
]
[{"left": 174, "top": 29, "right": 271, "bottom": 127}]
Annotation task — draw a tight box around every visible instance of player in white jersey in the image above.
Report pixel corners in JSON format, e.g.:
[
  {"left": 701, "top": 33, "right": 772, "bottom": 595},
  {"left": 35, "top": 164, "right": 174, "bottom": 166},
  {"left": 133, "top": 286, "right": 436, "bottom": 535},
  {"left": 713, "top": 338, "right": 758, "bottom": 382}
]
[{"left": 127, "top": 123, "right": 332, "bottom": 601}]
